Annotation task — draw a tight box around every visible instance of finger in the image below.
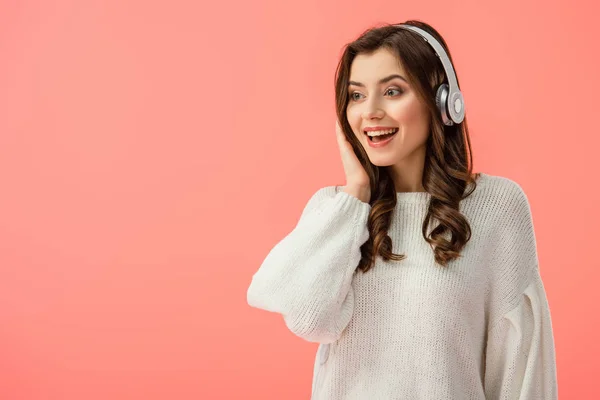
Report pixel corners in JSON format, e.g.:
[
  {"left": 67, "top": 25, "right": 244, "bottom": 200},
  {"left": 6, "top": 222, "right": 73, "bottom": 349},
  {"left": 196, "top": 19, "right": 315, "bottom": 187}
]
[
  {"left": 336, "top": 122, "right": 346, "bottom": 147},
  {"left": 336, "top": 128, "right": 350, "bottom": 155},
  {"left": 335, "top": 121, "right": 343, "bottom": 142}
]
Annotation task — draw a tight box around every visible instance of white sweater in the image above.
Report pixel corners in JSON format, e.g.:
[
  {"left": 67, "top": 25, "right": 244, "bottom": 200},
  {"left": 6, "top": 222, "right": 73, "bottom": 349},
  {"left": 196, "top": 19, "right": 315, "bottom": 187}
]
[{"left": 247, "top": 172, "right": 558, "bottom": 399}]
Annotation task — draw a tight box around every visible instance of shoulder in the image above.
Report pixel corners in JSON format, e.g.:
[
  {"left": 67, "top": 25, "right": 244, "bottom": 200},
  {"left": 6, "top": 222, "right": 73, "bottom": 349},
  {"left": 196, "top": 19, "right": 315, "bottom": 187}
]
[
  {"left": 471, "top": 173, "right": 532, "bottom": 216},
  {"left": 306, "top": 185, "right": 342, "bottom": 203},
  {"left": 298, "top": 185, "right": 344, "bottom": 219},
  {"left": 475, "top": 172, "right": 528, "bottom": 199},
  {"left": 478, "top": 174, "right": 537, "bottom": 263}
]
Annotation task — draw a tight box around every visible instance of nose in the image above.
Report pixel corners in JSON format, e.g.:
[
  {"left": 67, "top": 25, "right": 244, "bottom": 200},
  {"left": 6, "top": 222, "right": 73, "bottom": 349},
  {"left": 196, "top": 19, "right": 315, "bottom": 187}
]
[{"left": 361, "top": 98, "right": 385, "bottom": 120}]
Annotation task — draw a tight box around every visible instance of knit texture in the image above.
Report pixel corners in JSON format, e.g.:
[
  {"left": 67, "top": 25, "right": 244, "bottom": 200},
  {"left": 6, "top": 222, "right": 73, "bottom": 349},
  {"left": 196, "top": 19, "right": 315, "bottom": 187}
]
[{"left": 247, "top": 173, "right": 558, "bottom": 399}]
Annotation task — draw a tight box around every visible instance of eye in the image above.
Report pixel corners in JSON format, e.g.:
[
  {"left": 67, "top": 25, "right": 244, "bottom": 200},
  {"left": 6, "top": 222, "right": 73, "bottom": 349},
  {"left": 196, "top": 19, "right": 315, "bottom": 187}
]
[
  {"left": 348, "top": 87, "right": 404, "bottom": 102},
  {"left": 350, "top": 92, "right": 363, "bottom": 101},
  {"left": 386, "top": 88, "right": 403, "bottom": 96}
]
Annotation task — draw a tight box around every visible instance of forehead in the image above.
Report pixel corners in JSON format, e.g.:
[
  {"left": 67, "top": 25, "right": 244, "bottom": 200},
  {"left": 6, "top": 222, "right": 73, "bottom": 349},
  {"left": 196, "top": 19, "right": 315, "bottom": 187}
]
[{"left": 349, "top": 48, "right": 406, "bottom": 80}]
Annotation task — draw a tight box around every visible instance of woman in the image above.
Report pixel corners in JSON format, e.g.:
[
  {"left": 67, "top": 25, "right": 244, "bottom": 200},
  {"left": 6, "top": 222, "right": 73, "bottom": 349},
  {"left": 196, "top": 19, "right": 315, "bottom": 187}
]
[{"left": 247, "top": 20, "right": 558, "bottom": 399}]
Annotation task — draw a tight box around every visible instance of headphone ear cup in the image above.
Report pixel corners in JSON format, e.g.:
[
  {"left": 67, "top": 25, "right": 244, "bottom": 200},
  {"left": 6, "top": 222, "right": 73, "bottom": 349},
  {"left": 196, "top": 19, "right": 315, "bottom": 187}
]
[{"left": 435, "top": 84, "right": 453, "bottom": 126}]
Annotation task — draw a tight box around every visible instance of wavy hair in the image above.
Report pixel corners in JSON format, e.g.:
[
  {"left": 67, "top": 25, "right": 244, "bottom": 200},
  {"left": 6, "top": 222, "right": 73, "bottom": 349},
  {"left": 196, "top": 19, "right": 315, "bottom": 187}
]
[{"left": 334, "top": 20, "right": 480, "bottom": 272}]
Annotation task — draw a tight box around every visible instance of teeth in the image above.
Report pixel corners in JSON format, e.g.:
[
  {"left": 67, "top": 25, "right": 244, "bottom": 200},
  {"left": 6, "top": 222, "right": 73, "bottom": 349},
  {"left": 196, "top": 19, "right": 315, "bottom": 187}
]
[{"left": 366, "top": 128, "right": 398, "bottom": 137}]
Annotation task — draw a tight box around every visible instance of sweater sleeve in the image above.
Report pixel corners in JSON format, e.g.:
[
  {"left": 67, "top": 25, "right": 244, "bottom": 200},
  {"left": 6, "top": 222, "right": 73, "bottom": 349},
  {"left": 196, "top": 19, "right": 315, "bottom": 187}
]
[
  {"left": 246, "top": 186, "right": 371, "bottom": 343},
  {"left": 483, "top": 179, "right": 558, "bottom": 399},
  {"left": 483, "top": 266, "right": 558, "bottom": 399}
]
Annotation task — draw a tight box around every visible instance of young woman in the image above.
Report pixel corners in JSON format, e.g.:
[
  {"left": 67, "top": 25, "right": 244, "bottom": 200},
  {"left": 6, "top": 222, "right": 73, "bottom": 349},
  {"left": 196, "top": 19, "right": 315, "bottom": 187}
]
[{"left": 247, "top": 20, "right": 558, "bottom": 399}]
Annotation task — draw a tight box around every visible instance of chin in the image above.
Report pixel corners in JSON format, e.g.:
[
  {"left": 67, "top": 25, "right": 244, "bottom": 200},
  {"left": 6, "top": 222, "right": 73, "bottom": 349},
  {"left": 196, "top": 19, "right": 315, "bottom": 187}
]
[
  {"left": 364, "top": 147, "right": 399, "bottom": 163},
  {"left": 367, "top": 156, "right": 400, "bottom": 167}
]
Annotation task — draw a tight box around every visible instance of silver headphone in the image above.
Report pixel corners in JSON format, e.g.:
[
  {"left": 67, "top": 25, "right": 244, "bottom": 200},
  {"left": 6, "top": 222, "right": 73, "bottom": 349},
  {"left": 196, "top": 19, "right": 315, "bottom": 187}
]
[{"left": 395, "top": 24, "right": 465, "bottom": 126}]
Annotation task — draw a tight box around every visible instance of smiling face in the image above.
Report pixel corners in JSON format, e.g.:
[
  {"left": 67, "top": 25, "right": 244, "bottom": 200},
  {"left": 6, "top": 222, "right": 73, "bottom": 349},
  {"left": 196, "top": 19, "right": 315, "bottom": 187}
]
[{"left": 346, "top": 47, "right": 431, "bottom": 173}]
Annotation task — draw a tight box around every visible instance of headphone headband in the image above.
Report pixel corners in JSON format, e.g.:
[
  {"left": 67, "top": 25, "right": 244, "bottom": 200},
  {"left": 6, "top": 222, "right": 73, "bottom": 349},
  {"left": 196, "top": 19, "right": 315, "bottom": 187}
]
[{"left": 395, "top": 24, "right": 465, "bottom": 125}]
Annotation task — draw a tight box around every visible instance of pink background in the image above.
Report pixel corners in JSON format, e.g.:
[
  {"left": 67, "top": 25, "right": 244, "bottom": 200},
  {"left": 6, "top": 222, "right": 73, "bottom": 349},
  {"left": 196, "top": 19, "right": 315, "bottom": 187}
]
[{"left": 1, "top": 0, "right": 598, "bottom": 398}]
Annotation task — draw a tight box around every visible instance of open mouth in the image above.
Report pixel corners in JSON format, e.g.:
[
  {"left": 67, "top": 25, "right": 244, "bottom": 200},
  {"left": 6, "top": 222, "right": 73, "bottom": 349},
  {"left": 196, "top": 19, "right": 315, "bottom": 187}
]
[{"left": 365, "top": 128, "right": 399, "bottom": 143}]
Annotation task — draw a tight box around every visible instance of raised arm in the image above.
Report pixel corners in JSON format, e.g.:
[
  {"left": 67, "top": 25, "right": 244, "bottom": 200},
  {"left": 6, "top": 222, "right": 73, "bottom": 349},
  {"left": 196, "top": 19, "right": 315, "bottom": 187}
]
[{"left": 247, "top": 186, "right": 371, "bottom": 343}]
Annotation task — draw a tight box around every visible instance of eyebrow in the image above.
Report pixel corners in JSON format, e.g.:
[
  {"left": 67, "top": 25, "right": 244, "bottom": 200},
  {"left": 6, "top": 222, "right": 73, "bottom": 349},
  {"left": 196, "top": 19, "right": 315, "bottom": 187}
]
[{"left": 348, "top": 74, "right": 408, "bottom": 87}]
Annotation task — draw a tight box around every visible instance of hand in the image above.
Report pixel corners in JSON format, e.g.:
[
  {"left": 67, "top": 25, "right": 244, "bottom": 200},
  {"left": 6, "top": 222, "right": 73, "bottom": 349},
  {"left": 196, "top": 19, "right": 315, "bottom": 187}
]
[{"left": 335, "top": 120, "right": 371, "bottom": 203}]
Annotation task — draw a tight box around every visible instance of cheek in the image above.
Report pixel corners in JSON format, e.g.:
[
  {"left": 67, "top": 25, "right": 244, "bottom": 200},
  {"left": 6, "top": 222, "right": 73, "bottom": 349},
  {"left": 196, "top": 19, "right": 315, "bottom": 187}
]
[
  {"left": 392, "top": 99, "right": 421, "bottom": 121},
  {"left": 346, "top": 108, "right": 363, "bottom": 137},
  {"left": 395, "top": 101, "right": 430, "bottom": 134}
]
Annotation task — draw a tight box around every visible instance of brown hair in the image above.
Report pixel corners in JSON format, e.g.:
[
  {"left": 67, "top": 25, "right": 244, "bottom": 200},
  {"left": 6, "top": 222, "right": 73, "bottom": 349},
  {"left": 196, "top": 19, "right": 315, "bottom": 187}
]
[{"left": 334, "top": 20, "right": 480, "bottom": 272}]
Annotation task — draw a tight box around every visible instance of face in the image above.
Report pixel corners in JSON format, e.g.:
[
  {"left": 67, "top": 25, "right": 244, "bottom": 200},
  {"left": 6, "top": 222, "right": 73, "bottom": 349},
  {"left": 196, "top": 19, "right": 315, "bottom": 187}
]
[{"left": 346, "top": 47, "right": 431, "bottom": 169}]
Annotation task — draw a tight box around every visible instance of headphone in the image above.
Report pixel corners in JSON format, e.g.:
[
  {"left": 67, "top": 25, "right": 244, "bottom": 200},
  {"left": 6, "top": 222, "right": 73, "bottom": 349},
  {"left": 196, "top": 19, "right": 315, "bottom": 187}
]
[{"left": 395, "top": 24, "right": 465, "bottom": 126}]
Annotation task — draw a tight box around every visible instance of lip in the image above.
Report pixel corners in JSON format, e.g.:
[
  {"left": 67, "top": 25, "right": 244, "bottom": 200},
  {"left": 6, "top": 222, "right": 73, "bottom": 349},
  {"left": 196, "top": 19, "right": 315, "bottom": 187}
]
[
  {"left": 363, "top": 126, "right": 398, "bottom": 132},
  {"left": 366, "top": 129, "right": 398, "bottom": 148}
]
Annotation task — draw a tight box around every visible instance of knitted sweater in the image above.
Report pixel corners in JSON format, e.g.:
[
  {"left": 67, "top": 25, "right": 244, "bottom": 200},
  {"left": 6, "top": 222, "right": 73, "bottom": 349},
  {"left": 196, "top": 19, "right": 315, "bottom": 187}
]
[{"left": 246, "top": 173, "right": 558, "bottom": 399}]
